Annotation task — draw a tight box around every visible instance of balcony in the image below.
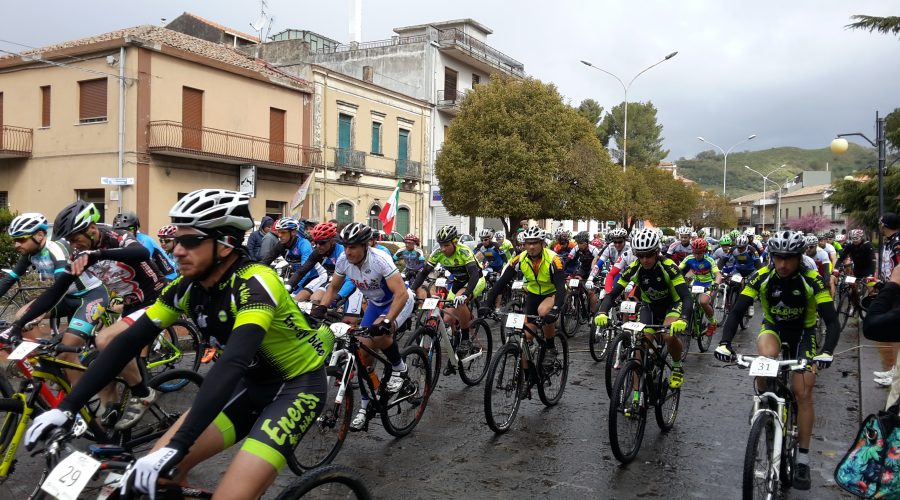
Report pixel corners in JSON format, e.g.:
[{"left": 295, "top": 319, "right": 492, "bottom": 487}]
[
  {"left": 395, "top": 159, "right": 421, "bottom": 180},
  {"left": 147, "top": 121, "right": 322, "bottom": 172},
  {"left": 332, "top": 147, "right": 367, "bottom": 172},
  {"left": 0, "top": 125, "right": 33, "bottom": 158},
  {"left": 437, "top": 29, "right": 525, "bottom": 77},
  {"left": 437, "top": 89, "right": 467, "bottom": 115},
  {"left": 750, "top": 214, "right": 776, "bottom": 226}
]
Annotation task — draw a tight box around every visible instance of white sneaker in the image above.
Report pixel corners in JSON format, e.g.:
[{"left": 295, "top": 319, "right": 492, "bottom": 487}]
[
  {"left": 350, "top": 409, "right": 367, "bottom": 431},
  {"left": 875, "top": 376, "right": 893, "bottom": 387},
  {"left": 386, "top": 370, "right": 407, "bottom": 393},
  {"left": 748, "top": 305, "right": 755, "bottom": 318},
  {"left": 874, "top": 367, "right": 897, "bottom": 379}
]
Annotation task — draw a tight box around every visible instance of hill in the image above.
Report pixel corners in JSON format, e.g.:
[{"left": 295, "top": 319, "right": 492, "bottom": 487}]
[{"left": 674, "top": 144, "right": 876, "bottom": 198}]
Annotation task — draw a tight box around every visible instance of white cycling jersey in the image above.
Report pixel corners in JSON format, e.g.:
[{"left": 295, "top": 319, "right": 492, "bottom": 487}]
[{"left": 334, "top": 247, "right": 400, "bottom": 306}]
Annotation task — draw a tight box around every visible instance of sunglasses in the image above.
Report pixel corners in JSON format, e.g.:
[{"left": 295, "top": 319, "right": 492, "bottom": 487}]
[
  {"left": 635, "top": 251, "right": 657, "bottom": 259},
  {"left": 481, "top": 238, "right": 491, "bottom": 242},
  {"left": 314, "top": 240, "right": 330, "bottom": 246},
  {"left": 12, "top": 236, "right": 32, "bottom": 243},
  {"left": 174, "top": 234, "right": 212, "bottom": 249},
  {"left": 613, "top": 240, "right": 625, "bottom": 245},
  {"left": 159, "top": 238, "right": 173, "bottom": 244}
]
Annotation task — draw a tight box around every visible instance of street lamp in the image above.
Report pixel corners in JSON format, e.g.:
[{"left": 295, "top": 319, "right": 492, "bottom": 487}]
[
  {"left": 744, "top": 164, "right": 788, "bottom": 232},
  {"left": 580, "top": 51, "right": 678, "bottom": 172},
  {"left": 831, "top": 111, "right": 888, "bottom": 276},
  {"left": 697, "top": 134, "right": 757, "bottom": 197}
]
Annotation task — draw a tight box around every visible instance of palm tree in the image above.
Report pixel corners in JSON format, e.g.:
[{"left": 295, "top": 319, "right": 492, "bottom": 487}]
[{"left": 845, "top": 15, "right": 900, "bottom": 37}]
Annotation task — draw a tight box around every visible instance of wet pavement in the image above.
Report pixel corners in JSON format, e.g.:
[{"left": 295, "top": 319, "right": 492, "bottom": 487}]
[{"left": 3, "top": 313, "right": 862, "bottom": 498}]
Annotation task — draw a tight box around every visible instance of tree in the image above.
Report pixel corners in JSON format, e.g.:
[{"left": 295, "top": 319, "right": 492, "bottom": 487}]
[
  {"left": 691, "top": 190, "right": 738, "bottom": 230},
  {"left": 0, "top": 208, "right": 17, "bottom": 267},
  {"left": 436, "top": 75, "right": 622, "bottom": 233},
  {"left": 829, "top": 168, "right": 900, "bottom": 230},
  {"left": 576, "top": 99, "right": 603, "bottom": 127},
  {"left": 846, "top": 15, "right": 900, "bottom": 37},
  {"left": 599, "top": 101, "right": 669, "bottom": 167},
  {"left": 612, "top": 166, "right": 697, "bottom": 232},
  {"left": 886, "top": 108, "right": 900, "bottom": 153},
  {"left": 784, "top": 213, "right": 831, "bottom": 234}
]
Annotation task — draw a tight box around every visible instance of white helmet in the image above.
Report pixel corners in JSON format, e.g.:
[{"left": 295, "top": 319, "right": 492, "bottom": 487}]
[
  {"left": 609, "top": 228, "right": 627, "bottom": 239},
  {"left": 690, "top": 231, "right": 698, "bottom": 239},
  {"left": 8, "top": 213, "right": 49, "bottom": 238},
  {"left": 554, "top": 227, "right": 570, "bottom": 239},
  {"left": 478, "top": 228, "right": 494, "bottom": 239},
  {"left": 677, "top": 226, "right": 691, "bottom": 237},
  {"left": 495, "top": 230, "right": 506, "bottom": 240},
  {"left": 735, "top": 235, "right": 749, "bottom": 247},
  {"left": 169, "top": 189, "right": 254, "bottom": 237},
  {"left": 631, "top": 228, "right": 661, "bottom": 253},
  {"left": 804, "top": 235, "right": 819, "bottom": 247},
  {"left": 516, "top": 232, "right": 525, "bottom": 244},
  {"left": 522, "top": 226, "right": 545, "bottom": 241}
]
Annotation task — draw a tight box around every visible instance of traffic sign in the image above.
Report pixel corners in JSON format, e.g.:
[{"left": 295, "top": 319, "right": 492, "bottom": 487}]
[{"left": 100, "top": 177, "right": 134, "bottom": 186}]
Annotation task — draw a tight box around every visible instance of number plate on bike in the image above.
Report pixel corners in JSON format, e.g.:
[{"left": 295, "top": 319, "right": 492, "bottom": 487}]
[
  {"left": 691, "top": 285, "right": 707, "bottom": 294},
  {"left": 845, "top": 276, "right": 857, "bottom": 284},
  {"left": 512, "top": 280, "right": 524, "bottom": 290},
  {"left": 329, "top": 322, "right": 352, "bottom": 340},
  {"left": 731, "top": 274, "right": 743, "bottom": 284},
  {"left": 422, "top": 297, "right": 439, "bottom": 310},
  {"left": 619, "top": 301, "right": 637, "bottom": 314},
  {"left": 482, "top": 269, "right": 490, "bottom": 277},
  {"left": 622, "top": 321, "right": 646, "bottom": 333},
  {"left": 569, "top": 278, "right": 580, "bottom": 288},
  {"left": 748, "top": 357, "right": 780, "bottom": 378},
  {"left": 8, "top": 340, "right": 39, "bottom": 360},
  {"left": 40, "top": 451, "right": 101, "bottom": 500},
  {"left": 297, "top": 301, "right": 313, "bottom": 314},
  {"left": 434, "top": 278, "right": 447, "bottom": 288},
  {"left": 506, "top": 313, "right": 526, "bottom": 329}
]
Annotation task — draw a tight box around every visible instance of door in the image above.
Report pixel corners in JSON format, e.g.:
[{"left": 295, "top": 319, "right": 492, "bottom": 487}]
[
  {"left": 182, "top": 87, "right": 203, "bottom": 150},
  {"left": 269, "top": 108, "right": 285, "bottom": 163},
  {"left": 336, "top": 201, "right": 353, "bottom": 225},
  {"left": 397, "top": 129, "right": 409, "bottom": 176},
  {"left": 444, "top": 68, "right": 458, "bottom": 101},
  {"left": 368, "top": 204, "right": 382, "bottom": 231},
  {"left": 337, "top": 113, "right": 352, "bottom": 166},
  {"left": 397, "top": 207, "right": 410, "bottom": 236}
]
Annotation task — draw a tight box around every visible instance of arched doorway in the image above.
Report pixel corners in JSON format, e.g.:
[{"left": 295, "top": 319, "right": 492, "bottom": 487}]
[
  {"left": 368, "top": 204, "right": 382, "bottom": 230},
  {"left": 336, "top": 201, "right": 354, "bottom": 225}
]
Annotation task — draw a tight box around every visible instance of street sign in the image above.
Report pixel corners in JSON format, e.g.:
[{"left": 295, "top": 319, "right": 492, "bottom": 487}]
[
  {"left": 239, "top": 165, "right": 256, "bottom": 197},
  {"left": 100, "top": 177, "right": 134, "bottom": 186}
]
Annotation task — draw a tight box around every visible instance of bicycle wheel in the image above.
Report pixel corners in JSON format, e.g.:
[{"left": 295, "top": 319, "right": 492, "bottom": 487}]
[
  {"left": 713, "top": 288, "right": 728, "bottom": 325},
  {"left": 290, "top": 358, "right": 353, "bottom": 474},
  {"left": 483, "top": 342, "right": 523, "bottom": 434},
  {"left": 560, "top": 294, "right": 578, "bottom": 338},
  {"left": 0, "top": 397, "right": 24, "bottom": 484},
  {"left": 742, "top": 411, "right": 778, "bottom": 499},
  {"left": 404, "top": 326, "right": 441, "bottom": 393},
  {"left": 605, "top": 331, "right": 632, "bottom": 398},
  {"left": 780, "top": 400, "right": 798, "bottom": 490},
  {"left": 609, "top": 360, "right": 647, "bottom": 464},
  {"left": 458, "top": 319, "right": 493, "bottom": 386},
  {"left": 537, "top": 334, "right": 568, "bottom": 407},
  {"left": 146, "top": 321, "right": 202, "bottom": 381},
  {"left": 588, "top": 324, "right": 611, "bottom": 362},
  {"left": 380, "top": 346, "right": 430, "bottom": 438},
  {"left": 274, "top": 464, "right": 372, "bottom": 500},
  {"left": 653, "top": 350, "right": 680, "bottom": 432},
  {"left": 835, "top": 290, "right": 850, "bottom": 332},
  {"left": 122, "top": 369, "right": 204, "bottom": 452}
]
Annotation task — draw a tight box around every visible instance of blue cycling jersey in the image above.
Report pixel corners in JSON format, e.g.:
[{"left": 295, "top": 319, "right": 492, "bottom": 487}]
[
  {"left": 474, "top": 242, "right": 507, "bottom": 271},
  {"left": 135, "top": 232, "right": 177, "bottom": 280},
  {"left": 393, "top": 248, "right": 426, "bottom": 272}
]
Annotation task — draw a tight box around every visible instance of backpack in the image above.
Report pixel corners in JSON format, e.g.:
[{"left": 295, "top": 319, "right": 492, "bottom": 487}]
[{"left": 835, "top": 401, "right": 900, "bottom": 498}]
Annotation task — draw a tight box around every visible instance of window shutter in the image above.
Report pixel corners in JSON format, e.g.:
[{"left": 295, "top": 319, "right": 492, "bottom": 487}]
[
  {"left": 79, "top": 79, "right": 107, "bottom": 122},
  {"left": 182, "top": 87, "right": 203, "bottom": 149},
  {"left": 41, "top": 86, "right": 51, "bottom": 127},
  {"left": 269, "top": 108, "right": 286, "bottom": 162}
]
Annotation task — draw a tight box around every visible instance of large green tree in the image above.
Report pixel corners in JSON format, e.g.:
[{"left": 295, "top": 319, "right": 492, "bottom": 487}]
[
  {"left": 886, "top": 108, "right": 900, "bottom": 152},
  {"left": 829, "top": 168, "right": 900, "bottom": 229},
  {"left": 600, "top": 101, "right": 669, "bottom": 167},
  {"left": 436, "top": 75, "right": 622, "bottom": 232},
  {"left": 690, "top": 189, "right": 737, "bottom": 230},
  {"left": 613, "top": 166, "right": 697, "bottom": 232}
]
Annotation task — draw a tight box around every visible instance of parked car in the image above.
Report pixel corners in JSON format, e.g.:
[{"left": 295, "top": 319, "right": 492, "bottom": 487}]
[
  {"left": 376, "top": 231, "right": 404, "bottom": 255},
  {"left": 460, "top": 233, "right": 478, "bottom": 251}
]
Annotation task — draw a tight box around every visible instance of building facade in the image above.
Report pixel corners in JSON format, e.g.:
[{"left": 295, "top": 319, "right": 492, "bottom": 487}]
[
  {"left": 730, "top": 170, "right": 846, "bottom": 234},
  {"left": 0, "top": 25, "right": 321, "bottom": 235}
]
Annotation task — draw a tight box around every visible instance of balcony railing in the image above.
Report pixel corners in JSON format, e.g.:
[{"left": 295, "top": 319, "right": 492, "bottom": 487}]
[
  {"left": 437, "top": 28, "right": 525, "bottom": 77},
  {"left": 395, "top": 159, "right": 421, "bottom": 180},
  {"left": 148, "top": 121, "right": 322, "bottom": 170},
  {"left": 750, "top": 214, "right": 775, "bottom": 226},
  {"left": 0, "top": 125, "right": 33, "bottom": 158},
  {"left": 312, "top": 34, "right": 429, "bottom": 54},
  {"left": 332, "top": 147, "right": 367, "bottom": 171},
  {"left": 437, "top": 89, "right": 467, "bottom": 114}
]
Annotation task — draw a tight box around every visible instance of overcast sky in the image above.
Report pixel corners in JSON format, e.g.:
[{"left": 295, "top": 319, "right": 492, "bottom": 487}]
[{"left": 3, "top": 1, "right": 896, "bottom": 160}]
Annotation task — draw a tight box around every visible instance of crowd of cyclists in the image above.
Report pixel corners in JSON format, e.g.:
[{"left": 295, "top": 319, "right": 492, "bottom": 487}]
[{"left": 0, "top": 187, "right": 888, "bottom": 497}]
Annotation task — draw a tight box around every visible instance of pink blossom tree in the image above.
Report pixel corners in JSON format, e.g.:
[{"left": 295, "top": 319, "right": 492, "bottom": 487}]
[{"left": 784, "top": 213, "right": 831, "bottom": 234}]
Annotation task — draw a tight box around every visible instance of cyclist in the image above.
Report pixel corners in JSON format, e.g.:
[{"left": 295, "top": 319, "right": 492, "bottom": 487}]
[
  {"left": 312, "top": 222, "right": 415, "bottom": 431},
  {"left": 594, "top": 228, "right": 693, "bottom": 389},
  {"left": 591, "top": 228, "right": 629, "bottom": 281},
  {"left": 474, "top": 229, "right": 508, "bottom": 275},
  {"left": 566, "top": 231, "right": 601, "bottom": 312},
  {"left": 666, "top": 227, "right": 693, "bottom": 264},
  {"left": 157, "top": 225, "right": 177, "bottom": 265},
  {"left": 679, "top": 238, "right": 722, "bottom": 337},
  {"left": 289, "top": 222, "right": 360, "bottom": 317},
  {"left": 804, "top": 235, "right": 832, "bottom": 283},
  {"left": 411, "top": 225, "right": 484, "bottom": 369},
  {"left": 715, "top": 230, "right": 839, "bottom": 490},
  {"left": 591, "top": 232, "right": 604, "bottom": 249},
  {"left": 495, "top": 230, "right": 514, "bottom": 261},
  {"left": 369, "top": 231, "right": 392, "bottom": 256},
  {"left": 274, "top": 217, "right": 316, "bottom": 289},
  {"left": 25, "top": 189, "right": 334, "bottom": 500},
  {"left": 551, "top": 228, "right": 576, "bottom": 265},
  {"left": 717, "top": 234, "right": 763, "bottom": 317},
  {"left": 480, "top": 226, "right": 566, "bottom": 367},
  {"left": 0, "top": 213, "right": 109, "bottom": 378},
  {"left": 713, "top": 235, "right": 733, "bottom": 264},
  {"left": 113, "top": 211, "right": 177, "bottom": 281},
  {"left": 837, "top": 228, "right": 875, "bottom": 302},
  {"left": 393, "top": 233, "right": 426, "bottom": 284}
]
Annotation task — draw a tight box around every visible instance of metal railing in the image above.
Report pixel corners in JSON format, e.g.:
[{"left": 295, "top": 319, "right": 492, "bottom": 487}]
[
  {"left": 332, "top": 147, "right": 367, "bottom": 171},
  {"left": 437, "top": 89, "right": 467, "bottom": 107},
  {"left": 313, "top": 34, "right": 428, "bottom": 54},
  {"left": 437, "top": 28, "right": 525, "bottom": 76},
  {"left": 750, "top": 214, "right": 775, "bottom": 226},
  {"left": 395, "top": 159, "right": 421, "bottom": 180},
  {"left": 0, "top": 125, "right": 33, "bottom": 156},
  {"left": 147, "top": 121, "right": 322, "bottom": 169}
]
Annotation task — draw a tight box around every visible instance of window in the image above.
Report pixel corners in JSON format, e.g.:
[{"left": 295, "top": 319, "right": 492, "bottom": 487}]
[
  {"left": 398, "top": 129, "right": 409, "bottom": 161},
  {"left": 798, "top": 207, "right": 802, "bottom": 217},
  {"left": 40, "top": 86, "right": 50, "bottom": 127},
  {"left": 336, "top": 201, "right": 353, "bottom": 225},
  {"left": 0, "top": 191, "right": 8, "bottom": 209},
  {"left": 397, "top": 206, "right": 410, "bottom": 235},
  {"left": 812, "top": 206, "right": 816, "bottom": 215},
  {"left": 472, "top": 73, "right": 480, "bottom": 87},
  {"left": 266, "top": 200, "right": 287, "bottom": 220},
  {"left": 368, "top": 204, "right": 382, "bottom": 231},
  {"left": 444, "top": 67, "right": 458, "bottom": 100},
  {"left": 371, "top": 122, "right": 382, "bottom": 154},
  {"left": 76, "top": 189, "right": 105, "bottom": 223},
  {"left": 182, "top": 87, "right": 203, "bottom": 149},
  {"left": 78, "top": 78, "right": 107, "bottom": 123},
  {"left": 269, "top": 107, "right": 286, "bottom": 162},
  {"left": 831, "top": 205, "right": 836, "bottom": 220}
]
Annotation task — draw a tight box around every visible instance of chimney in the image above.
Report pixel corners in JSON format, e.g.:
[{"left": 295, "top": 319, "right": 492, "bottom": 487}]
[
  {"left": 349, "top": 0, "right": 362, "bottom": 44},
  {"left": 362, "top": 66, "right": 374, "bottom": 83}
]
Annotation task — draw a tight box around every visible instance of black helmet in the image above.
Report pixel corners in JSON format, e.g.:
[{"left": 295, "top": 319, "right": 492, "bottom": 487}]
[
  {"left": 53, "top": 200, "right": 101, "bottom": 240},
  {"left": 767, "top": 230, "right": 806, "bottom": 256},
  {"left": 574, "top": 231, "right": 590, "bottom": 243},
  {"left": 436, "top": 225, "right": 459, "bottom": 244},
  {"left": 112, "top": 211, "right": 140, "bottom": 231},
  {"left": 338, "top": 223, "right": 373, "bottom": 245}
]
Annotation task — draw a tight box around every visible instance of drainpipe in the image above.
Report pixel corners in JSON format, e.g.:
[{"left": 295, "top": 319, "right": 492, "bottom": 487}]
[{"left": 117, "top": 46, "right": 126, "bottom": 215}]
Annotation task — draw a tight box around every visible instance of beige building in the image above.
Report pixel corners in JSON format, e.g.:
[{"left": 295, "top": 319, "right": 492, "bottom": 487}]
[
  {"left": 0, "top": 25, "right": 321, "bottom": 235},
  {"left": 305, "top": 65, "right": 430, "bottom": 237},
  {"left": 731, "top": 183, "right": 845, "bottom": 234}
]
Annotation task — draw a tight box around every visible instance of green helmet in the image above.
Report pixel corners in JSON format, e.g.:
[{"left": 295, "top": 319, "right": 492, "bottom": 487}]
[
  {"left": 53, "top": 200, "right": 101, "bottom": 240},
  {"left": 719, "top": 235, "right": 733, "bottom": 246},
  {"left": 728, "top": 229, "right": 740, "bottom": 239}
]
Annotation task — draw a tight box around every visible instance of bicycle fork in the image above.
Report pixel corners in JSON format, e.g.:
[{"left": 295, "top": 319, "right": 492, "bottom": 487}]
[{"left": 750, "top": 392, "right": 789, "bottom": 487}]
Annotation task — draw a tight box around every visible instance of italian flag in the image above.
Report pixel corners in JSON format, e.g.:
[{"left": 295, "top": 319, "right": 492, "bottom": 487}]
[{"left": 379, "top": 181, "right": 401, "bottom": 233}]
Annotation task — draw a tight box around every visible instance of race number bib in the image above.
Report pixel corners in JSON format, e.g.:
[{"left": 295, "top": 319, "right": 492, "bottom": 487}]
[
  {"left": 506, "top": 313, "right": 526, "bottom": 329},
  {"left": 568, "top": 278, "right": 580, "bottom": 288},
  {"left": 619, "top": 301, "right": 638, "bottom": 314},
  {"left": 297, "top": 301, "right": 313, "bottom": 314},
  {"left": 511, "top": 280, "right": 524, "bottom": 290},
  {"left": 622, "top": 321, "right": 646, "bottom": 333},
  {"left": 691, "top": 285, "right": 707, "bottom": 294},
  {"left": 8, "top": 341, "right": 39, "bottom": 361},
  {"left": 731, "top": 274, "right": 743, "bottom": 284},
  {"left": 434, "top": 278, "right": 448, "bottom": 288},
  {"left": 422, "top": 297, "right": 439, "bottom": 310},
  {"left": 748, "top": 357, "right": 779, "bottom": 378},
  {"left": 40, "top": 451, "right": 101, "bottom": 500},
  {"left": 844, "top": 276, "right": 857, "bottom": 284}
]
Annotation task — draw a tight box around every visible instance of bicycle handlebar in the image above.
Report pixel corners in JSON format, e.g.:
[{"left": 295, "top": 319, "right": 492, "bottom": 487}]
[{"left": 734, "top": 354, "right": 809, "bottom": 371}]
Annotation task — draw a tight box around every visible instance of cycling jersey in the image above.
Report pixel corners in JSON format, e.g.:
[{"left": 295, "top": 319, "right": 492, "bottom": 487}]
[
  {"left": 135, "top": 232, "right": 177, "bottom": 280},
  {"left": 566, "top": 245, "right": 599, "bottom": 277},
  {"left": 511, "top": 247, "right": 565, "bottom": 296},
  {"left": 497, "top": 239, "right": 514, "bottom": 261},
  {"left": 666, "top": 241, "right": 693, "bottom": 264},
  {"left": 336, "top": 247, "right": 401, "bottom": 307},
  {"left": 87, "top": 231, "right": 166, "bottom": 311},
  {"left": 288, "top": 243, "right": 355, "bottom": 298},
  {"left": 598, "top": 255, "right": 693, "bottom": 322},
  {"left": 419, "top": 244, "right": 480, "bottom": 292},
  {"left": 0, "top": 239, "right": 102, "bottom": 298},
  {"left": 718, "top": 247, "right": 761, "bottom": 276},
  {"left": 282, "top": 235, "right": 315, "bottom": 284},
  {"left": 820, "top": 242, "right": 837, "bottom": 263},
  {"left": 393, "top": 248, "right": 426, "bottom": 273},
  {"left": 839, "top": 241, "right": 875, "bottom": 278},
  {"left": 806, "top": 247, "right": 832, "bottom": 278},
  {"left": 475, "top": 242, "right": 508, "bottom": 271},
  {"left": 597, "top": 242, "right": 630, "bottom": 270},
  {"left": 551, "top": 241, "right": 576, "bottom": 262},
  {"left": 679, "top": 254, "right": 719, "bottom": 285}
]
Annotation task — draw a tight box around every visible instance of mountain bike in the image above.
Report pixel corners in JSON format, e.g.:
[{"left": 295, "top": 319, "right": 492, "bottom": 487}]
[
  {"left": 684, "top": 284, "right": 715, "bottom": 356},
  {"left": 484, "top": 314, "right": 569, "bottom": 434},
  {"left": 604, "top": 299, "right": 642, "bottom": 398},
  {"left": 835, "top": 274, "right": 873, "bottom": 333},
  {"left": 608, "top": 321, "right": 681, "bottom": 464},
  {"left": 723, "top": 272, "right": 751, "bottom": 330},
  {"left": 560, "top": 276, "right": 591, "bottom": 338}
]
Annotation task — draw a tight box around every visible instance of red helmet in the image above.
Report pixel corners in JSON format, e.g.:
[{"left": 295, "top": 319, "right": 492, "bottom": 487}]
[
  {"left": 403, "top": 233, "right": 419, "bottom": 244},
  {"left": 157, "top": 225, "right": 177, "bottom": 238},
  {"left": 309, "top": 222, "right": 338, "bottom": 241},
  {"left": 690, "top": 238, "right": 708, "bottom": 252}
]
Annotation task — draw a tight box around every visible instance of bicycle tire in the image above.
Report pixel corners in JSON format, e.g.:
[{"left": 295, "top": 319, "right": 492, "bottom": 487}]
[
  {"left": 0, "top": 397, "right": 24, "bottom": 482},
  {"left": 274, "top": 464, "right": 372, "bottom": 500},
  {"left": 483, "top": 342, "right": 523, "bottom": 434},
  {"left": 697, "top": 320, "right": 713, "bottom": 353},
  {"left": 537, "top": 334, "right": 568, "bottom": 407},
  {"left": 458, "top": 319, "right": 493, "bottom": 386},
  {"left": 780, "top": 399, "right": 798, "bottom": 489},
  {"left": 560, "top": 294, "right": 578, "bottom": 338},
  {"left": 742, "top": 411, "right": 778, "bottom": 499},
  {"left": 588, "top": 324, "right": 610, "bottom": 362},
  {"left": 605, "top": 330, "right": 631, "bottom": 398},
  {"left": 713, "top": 288, "right": 728, "bottom": 326},
  {"left": 380, "top": 345, "right": 430, "bottom": 438},
  {"left": 653, "top": 348, "right": 680, "bottom": 432},
  {"left": 289, "top": 356, "right": 353, "bottom": 474},
  {"left": 405, "top": 326, "right": 441, "bottom": 394},
  {"left": 609, "top": 360, "right": 646, "bottom": 464},
  {"left": 836, "top": 290, "right": 850, "bottom": 332},
  {"left": 146, "top": 321, "right": 202, "bottom": 384}
]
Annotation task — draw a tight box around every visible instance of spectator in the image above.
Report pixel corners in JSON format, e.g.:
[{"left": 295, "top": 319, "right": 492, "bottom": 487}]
[
  {"left": 881, "top": 212, "right": 900, "bottom": 281},
  {"left": 247, "top": 216, "right": 274, "bottom": 261},
  {"left": 864, "top": 265, "right": 900, "bottom": 407},
  {"left": 259, "top": 218, "right": 282, "bottom": 265}
]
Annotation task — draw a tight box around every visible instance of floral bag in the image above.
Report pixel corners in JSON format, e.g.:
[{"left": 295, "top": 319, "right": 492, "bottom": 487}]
[{"left": 835, "top": 403, "right": 900, "bottom": 498}]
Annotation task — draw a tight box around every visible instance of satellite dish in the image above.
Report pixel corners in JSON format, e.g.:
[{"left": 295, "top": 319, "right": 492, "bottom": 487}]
[{"left": 250, "top": 14, "right": 267, "bottom": 32}]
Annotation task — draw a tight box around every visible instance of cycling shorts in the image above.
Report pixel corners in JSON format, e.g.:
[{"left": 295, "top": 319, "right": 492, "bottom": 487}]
[
  {"left": 525, "top": 292, "right": 554, "bottom": 316},
  {"left": 303, "top": 274, "right": 329, "bottom": 295},
  {"left": 758, "top": 320, "right": 817, "bottom": 361},
  {"left": 640, "top": 301, "right": 683, "bottom": 325},
  {"left": 311, "top": 287, "right": 363, "bottom": 317},
  {"left": 52, "top": 287, "right": 110, "bottom": 338},
  {"left": 360, "top": 289, "right": 415, "bottom": 329},
  {"left": 448, "top": 276, "right": 486, "bottom": 299},
  {"left": 213, "top": 367, "right": 327, "bottom": 471}
]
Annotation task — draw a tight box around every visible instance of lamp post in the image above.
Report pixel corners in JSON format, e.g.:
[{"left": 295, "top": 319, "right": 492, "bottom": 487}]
[
  {"left": 580, "top": 51, "right": 678, "bottom": 172},
  {"left": 697, "top": 134, "right": 757, "bottom": 197},
  {"left": 831, "top": 111, "right": 887, "bottom": 277},
  {"left": 744, "top": 164, "right": 787, "bottom": 233}
]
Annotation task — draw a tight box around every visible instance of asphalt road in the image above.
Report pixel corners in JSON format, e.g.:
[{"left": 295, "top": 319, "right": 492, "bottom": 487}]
[{"left": 2, "top": 312, "right": 862, "bottom": 499}]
